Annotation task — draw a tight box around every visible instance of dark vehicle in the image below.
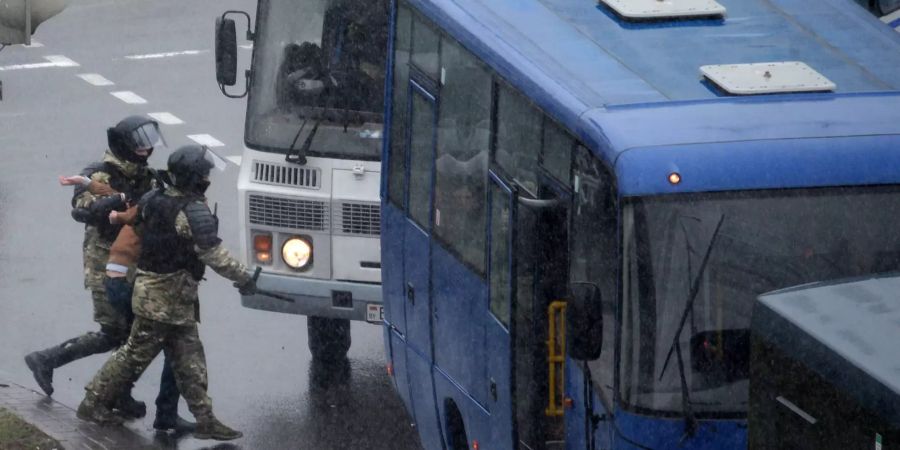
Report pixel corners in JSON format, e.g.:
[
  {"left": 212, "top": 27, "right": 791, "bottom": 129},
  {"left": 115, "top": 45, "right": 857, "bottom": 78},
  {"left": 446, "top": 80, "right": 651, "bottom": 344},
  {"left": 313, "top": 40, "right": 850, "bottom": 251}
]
[{"left": 751, "top": 276, "right": 900, "bottom": 450}]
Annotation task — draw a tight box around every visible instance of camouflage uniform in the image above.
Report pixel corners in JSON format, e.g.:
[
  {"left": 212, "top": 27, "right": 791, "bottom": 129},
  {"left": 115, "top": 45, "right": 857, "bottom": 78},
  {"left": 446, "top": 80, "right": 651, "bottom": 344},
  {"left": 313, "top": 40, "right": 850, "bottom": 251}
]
[
  {"left": 78, "top": 151, "right": 156, "bottom": 334},
  {"left": 85, "top": 187, "right": 251, "bottom": 423},
  {"left": 25, "top": 151, "right": 156, "bottom": 399}
]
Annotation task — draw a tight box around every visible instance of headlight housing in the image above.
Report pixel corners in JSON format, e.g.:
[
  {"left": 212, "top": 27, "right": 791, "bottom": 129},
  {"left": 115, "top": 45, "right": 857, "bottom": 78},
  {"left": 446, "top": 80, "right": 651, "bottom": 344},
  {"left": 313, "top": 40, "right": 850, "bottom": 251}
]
[{"left": 282, "top": 237, "right": 312, "bottom": 270}]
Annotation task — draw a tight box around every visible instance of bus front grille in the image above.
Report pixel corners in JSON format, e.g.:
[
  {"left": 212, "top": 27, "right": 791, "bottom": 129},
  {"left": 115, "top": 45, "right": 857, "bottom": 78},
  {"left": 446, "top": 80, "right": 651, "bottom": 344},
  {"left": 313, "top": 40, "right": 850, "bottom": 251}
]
[
  {"left": 252, "top": 160, "right": 321, "bottom": 189},
  {"left": 334, "top": 201, "right": 381, "bottom": 236},
  {"left": 248, "top": 194, "right": 329, "bottom": 231}
]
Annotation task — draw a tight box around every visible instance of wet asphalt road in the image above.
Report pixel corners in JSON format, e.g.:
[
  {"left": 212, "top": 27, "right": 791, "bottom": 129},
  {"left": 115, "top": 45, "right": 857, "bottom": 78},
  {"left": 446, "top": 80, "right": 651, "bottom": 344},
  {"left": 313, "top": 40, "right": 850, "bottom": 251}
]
[{"left": 0, "top": 1, "right": 421, "bottom": 448}]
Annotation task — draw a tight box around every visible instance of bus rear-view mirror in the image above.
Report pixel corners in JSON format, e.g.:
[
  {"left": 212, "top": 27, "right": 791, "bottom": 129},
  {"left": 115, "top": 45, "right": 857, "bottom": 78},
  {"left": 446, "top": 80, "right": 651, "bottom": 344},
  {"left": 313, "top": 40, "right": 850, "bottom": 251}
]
[
  {"left": 215, "top": 17, "right": 238, "bottom": 86},
  {"left": 567, "top": 282, "right": 603, "bottom": 361}
]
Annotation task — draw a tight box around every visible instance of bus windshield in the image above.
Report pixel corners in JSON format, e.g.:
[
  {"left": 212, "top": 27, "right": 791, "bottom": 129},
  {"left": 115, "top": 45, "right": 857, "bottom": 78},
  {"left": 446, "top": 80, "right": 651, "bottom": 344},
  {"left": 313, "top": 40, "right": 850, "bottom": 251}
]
[
  {"left": 245, "top": 0, "right": 389, "bottom": 160},
  {"left": 620, "top": 186, "right": 900, "bottom": 416}
]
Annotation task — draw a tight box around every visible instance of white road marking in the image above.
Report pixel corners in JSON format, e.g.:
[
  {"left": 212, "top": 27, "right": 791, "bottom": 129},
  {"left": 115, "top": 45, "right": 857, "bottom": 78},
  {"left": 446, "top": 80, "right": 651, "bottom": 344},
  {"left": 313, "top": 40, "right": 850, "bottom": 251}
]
[
  {"left": 77, "top": 73, "right": 114, "bottom": 86},
  {"left": 226, "top": 155, "right": 242, "bottom": 166},
  {"left": 23, "top": 40, "right": 44, "bottom": 48},
  {"left": 187, "top": 134, "right": 225, "bottom": 147},
  {"left": 0, "top": 55, "right": 79, "bottom": 71},
  {"left": 125, "top": 50, "right": 207, "bottom": 60},
  {"left": 148, "top": 112, "right": 184, "bottom": 125},
  {"left": 43, "top": 55, "right": 79, "bottom": 67},
  {"left": 110, "top": 91, "right": 147, "bottom": 104}
]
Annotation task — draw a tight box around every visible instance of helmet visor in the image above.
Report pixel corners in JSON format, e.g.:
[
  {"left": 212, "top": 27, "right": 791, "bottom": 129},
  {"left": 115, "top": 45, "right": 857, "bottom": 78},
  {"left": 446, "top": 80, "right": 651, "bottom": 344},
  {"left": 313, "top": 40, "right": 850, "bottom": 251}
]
[
  {"left": 130, "top": 123, "right": 167, "bottom": 151},
  {"left": 202, "top": 146, "right": 228, "bottom": 172}
]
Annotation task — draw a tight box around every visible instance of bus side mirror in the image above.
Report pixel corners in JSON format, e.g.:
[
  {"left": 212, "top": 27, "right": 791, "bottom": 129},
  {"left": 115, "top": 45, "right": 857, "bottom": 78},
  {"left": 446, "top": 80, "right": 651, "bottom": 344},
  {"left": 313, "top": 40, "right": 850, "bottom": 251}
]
[
  {"left": 215, "top": 10, "right": 252, "bottom": 98},
  {"left": 567, "top": 282, "right": 603, "bottom": 361},
  {"left": 215, "top": 16, "right": 238, "bottom": 87}
]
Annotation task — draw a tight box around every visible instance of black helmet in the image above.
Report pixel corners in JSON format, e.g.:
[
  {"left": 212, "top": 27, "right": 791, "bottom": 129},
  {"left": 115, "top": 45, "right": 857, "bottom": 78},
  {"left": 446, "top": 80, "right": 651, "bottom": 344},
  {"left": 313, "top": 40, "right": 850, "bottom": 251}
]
[
  {"left": 107, "top": 115, "right": 166, "bottom": 164},
  {"left": 167, "top": 145, "right": 226, "bottom": 195}
]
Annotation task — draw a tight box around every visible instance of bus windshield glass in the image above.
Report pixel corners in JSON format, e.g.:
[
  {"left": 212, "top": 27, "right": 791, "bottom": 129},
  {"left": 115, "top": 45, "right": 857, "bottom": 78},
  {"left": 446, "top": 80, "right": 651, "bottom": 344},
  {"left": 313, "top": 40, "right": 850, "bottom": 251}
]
[
  {"left": 245, "top": 0, "right": 389, "bottom": 160},
  {"left": 619, "top": 186, "right": 900, "bottom": 416}
]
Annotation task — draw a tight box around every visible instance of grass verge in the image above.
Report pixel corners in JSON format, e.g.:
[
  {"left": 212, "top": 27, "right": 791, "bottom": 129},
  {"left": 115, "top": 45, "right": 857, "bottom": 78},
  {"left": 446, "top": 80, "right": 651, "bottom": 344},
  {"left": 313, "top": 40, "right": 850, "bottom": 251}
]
[{"left": 0, "top": 407, "right": 63, "bottom": 450}]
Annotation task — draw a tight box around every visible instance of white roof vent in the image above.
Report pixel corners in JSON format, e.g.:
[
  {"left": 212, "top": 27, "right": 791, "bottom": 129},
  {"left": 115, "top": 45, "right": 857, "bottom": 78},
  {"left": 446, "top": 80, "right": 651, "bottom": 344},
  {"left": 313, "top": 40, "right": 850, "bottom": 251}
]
[
  {"left": 599, "top": 0, "right": 726, "bottom": 20},
  {"left": 700, "top": 62, "right": 836, "bottom": 95}
]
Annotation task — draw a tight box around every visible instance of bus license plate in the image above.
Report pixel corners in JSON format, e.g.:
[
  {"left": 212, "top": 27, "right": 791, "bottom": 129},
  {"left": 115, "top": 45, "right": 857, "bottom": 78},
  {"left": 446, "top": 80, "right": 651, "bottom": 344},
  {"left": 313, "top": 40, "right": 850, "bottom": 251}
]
[{"left": 366, "top": 304, "right": 384, "bottom": 323}]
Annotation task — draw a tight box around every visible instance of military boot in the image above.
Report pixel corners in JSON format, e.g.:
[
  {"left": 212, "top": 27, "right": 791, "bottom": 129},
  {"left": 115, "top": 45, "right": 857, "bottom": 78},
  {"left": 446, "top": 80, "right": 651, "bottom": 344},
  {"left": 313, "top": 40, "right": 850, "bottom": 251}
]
[
  {"left": 194, "top": 417, "right": 243, "bottom": 441},
  {"left": 153, "top": 414, "right": 197, "bottom": 432},
  {"left": 114, "top": 393, "right": 147, "bottom": 419},
  {"left": 23, "top": 351, "right": 55, "bottom": 396},
  {"left": 24, "top": 332, "right": 119, "bottom": 397},
  {"left": 77, "top": 392, "right": 125, "bottom": 426}
]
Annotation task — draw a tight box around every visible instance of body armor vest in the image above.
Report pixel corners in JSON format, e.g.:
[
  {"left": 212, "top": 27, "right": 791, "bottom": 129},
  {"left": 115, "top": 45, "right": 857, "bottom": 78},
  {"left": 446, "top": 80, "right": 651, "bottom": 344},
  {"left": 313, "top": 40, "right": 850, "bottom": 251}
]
[
  {"left": 74, "top": 162, "right": 155, "bottom": 242},
  {"left": 137, "top": 191, "right": 205, "bottom": 280}
]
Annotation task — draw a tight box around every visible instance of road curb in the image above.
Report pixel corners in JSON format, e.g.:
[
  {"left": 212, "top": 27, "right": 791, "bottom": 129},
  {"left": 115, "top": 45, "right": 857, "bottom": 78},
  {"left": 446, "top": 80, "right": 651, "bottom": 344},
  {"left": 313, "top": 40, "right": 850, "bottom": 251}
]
[{"left": 0, "top": 380, "right": 154, "bottom": 450}]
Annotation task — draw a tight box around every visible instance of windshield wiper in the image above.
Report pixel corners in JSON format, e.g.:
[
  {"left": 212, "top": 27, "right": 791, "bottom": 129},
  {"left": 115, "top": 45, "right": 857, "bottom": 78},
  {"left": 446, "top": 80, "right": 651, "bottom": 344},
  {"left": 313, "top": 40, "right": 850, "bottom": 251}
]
[
  {"left": 285, "top": 116, "right": 310, "bottom": 165},
  {"left": 284, "top": 117, "right": 321, "bottom": 166},
  {"left": 657, "top": 213, "right": 726, "bottom": 441}
]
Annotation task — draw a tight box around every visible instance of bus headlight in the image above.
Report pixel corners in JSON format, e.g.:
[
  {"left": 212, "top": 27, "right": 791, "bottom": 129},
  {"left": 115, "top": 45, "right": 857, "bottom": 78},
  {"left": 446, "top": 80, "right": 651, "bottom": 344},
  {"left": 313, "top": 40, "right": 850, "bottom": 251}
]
[{"left": 282, "top": 237, "right": 312, "bottom": 270}]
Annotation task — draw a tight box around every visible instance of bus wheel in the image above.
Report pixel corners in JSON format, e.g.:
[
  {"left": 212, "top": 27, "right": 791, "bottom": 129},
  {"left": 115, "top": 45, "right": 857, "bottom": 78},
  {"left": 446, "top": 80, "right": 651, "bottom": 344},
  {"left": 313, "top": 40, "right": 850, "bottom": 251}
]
[
  {"left": 445, "top": 400, "right": 469, "bottom": 450},
  {"left": 307, "top": 316, "right": 351, "bottom": 361}
]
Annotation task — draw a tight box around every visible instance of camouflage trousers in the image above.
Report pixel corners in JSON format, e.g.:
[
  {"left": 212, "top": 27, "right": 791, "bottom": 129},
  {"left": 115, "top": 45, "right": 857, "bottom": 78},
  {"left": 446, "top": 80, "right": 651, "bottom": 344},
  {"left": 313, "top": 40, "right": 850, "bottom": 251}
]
[{"left": 85, "top": 316, "right": 214, "bottom": 420}]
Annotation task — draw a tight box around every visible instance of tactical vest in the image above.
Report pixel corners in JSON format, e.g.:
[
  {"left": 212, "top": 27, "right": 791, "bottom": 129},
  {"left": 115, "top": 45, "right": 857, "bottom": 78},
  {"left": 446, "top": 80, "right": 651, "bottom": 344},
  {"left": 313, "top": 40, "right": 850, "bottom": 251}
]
[
  {"left": 137, "top": 191, "right": 206, "bottom": 281},
  {"left": 73, "top": 161, "right": 155, "bottom": 242}
]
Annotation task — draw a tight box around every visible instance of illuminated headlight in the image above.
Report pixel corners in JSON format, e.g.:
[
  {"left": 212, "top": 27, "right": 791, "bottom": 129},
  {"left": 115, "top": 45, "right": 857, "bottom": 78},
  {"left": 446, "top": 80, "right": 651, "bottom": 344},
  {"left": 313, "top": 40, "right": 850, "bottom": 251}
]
[{"left": 282, "top": 237, "right": 312, "bottom": 270}]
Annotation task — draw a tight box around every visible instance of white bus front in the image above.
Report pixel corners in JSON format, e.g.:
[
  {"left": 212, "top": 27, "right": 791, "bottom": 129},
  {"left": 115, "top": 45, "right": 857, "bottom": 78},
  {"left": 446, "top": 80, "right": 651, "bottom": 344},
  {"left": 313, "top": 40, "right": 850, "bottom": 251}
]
[{"left": 219, "top": 0, "right": 389, "bottom": 360}]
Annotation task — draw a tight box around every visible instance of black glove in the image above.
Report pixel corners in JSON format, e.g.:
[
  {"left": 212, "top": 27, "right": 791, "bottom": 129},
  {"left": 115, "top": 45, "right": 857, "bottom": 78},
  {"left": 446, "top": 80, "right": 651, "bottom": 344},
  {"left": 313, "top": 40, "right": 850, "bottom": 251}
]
[{"left": 234, "top": 277, "right": 257, "bottom": 296}]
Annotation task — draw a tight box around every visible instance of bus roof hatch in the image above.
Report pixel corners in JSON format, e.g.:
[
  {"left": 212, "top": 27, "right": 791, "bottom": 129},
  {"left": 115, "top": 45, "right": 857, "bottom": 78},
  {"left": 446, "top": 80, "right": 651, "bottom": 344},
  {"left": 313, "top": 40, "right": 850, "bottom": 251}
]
[
  {"left": 598, "top": 0, "right": 726, "bottom": 20},
  {"left": 700, "top": 62, "right": 836, "bottom": 95}
]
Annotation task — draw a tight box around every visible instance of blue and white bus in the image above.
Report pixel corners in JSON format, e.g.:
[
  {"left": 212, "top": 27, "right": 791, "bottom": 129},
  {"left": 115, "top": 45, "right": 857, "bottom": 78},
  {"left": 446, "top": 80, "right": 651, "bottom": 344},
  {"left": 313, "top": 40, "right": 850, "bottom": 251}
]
[{"left": 379, "top": 0, "right": 900, "bottom": 449}]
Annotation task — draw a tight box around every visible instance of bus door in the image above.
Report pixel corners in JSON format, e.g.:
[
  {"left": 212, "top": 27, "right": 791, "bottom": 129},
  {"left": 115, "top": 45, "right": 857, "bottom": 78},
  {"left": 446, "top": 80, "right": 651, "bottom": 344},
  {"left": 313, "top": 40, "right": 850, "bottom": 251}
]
[
  {"left": 518, "top": 184, "right": 571, "bottom": 450},
  {"left": 402, "top": 78, "right": 443, "bottom": 441},
  {"left": 488, "top": 169, "right": 572, "bottom": 450},
  {"left": 486, "top": 171, "right": 519, "bottom": 448}
]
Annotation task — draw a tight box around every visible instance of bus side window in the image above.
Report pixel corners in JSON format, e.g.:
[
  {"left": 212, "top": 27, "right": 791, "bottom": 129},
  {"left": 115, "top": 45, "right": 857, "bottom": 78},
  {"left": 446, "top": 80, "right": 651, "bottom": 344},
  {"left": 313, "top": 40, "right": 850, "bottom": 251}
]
[
  {"left": 494, "top": 84, "right": 541, "bottom": 197},
  {"left": 541, "top": 119, "right": 573, "bottom": 187},
  {"left": 433, "top": 37, "right": 492, "bottom": 274},
  {"left": 570, "top": 145, "right": 617, "bottom": 401},
  {"left": 387, "top": 6, "right": 412, "bottom": 209},
  {"left": 410, "top": 13, "right": 440, "bottom": 80}
]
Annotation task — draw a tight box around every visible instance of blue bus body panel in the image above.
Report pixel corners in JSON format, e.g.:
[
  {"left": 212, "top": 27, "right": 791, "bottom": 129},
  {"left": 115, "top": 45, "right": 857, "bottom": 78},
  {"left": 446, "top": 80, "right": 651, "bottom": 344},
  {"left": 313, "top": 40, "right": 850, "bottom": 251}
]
[
  {"left": 382, "top": 204, "right": 407, "bottom": 334},
  {"left": 431, "top": 243, "right": 490, "bottom": 408},
  {"left": 615, "top": 134, "right": 900, "bottom": 196},
  {"left": 388, "top": 328, "right": 414, "bottom": 418},
  {"left": 564, "top": 359, "right": 590, "bottom": 450},
  {"left": 589, "top": 93, "right": 900, "bottom": 153},
  {"left": 614, "top": 411, "right": 747, "bottom": 450},
  {"left": 591, "top": 94, "right": 900, "bottom": 195},
  {"left": 405, "top": 0, "right": 900, "bottom": 193},
  {"left": 411, "top": 0, "right": 900, "bottom": 109},
  {"left": 406, "top": 344, "right": 445, "bottom": 450}
]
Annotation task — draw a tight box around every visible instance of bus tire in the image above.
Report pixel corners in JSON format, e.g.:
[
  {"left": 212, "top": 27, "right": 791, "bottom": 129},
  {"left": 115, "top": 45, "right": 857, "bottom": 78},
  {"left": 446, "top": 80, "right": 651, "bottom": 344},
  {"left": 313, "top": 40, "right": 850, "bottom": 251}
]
[
  {"left": 307, "top": 316, "right": 351, "bottom": 361},
  {"left": 445, "top": 400, "right": 469, "bottom": 450}
]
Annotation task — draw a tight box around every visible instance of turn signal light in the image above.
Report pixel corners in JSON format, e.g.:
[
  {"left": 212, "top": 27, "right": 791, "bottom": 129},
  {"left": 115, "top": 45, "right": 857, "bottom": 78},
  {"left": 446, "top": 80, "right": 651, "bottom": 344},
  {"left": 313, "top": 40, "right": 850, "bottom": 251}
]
[
  {"left": 255, "top": 251, "right": 272, "bottom": 263},
  {"left": 472, "top": 440, "right": 479, "bottom": 450},
  {"left": 668, "top": 172, "right": 682, "bottom": 185},
  {"left": 254, "top": 234, "right": 272, "bottom": 252}
]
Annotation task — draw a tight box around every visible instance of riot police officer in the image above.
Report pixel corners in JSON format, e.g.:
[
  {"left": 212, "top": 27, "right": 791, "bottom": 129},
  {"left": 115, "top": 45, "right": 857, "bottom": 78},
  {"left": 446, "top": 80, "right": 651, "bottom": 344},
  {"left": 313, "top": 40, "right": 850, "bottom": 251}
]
[
  {"left": 78, "top": 145, "right": 255, "bottom": 441},
  {"left": 24, "top": 115, "right": 165, "bottom": 418}
]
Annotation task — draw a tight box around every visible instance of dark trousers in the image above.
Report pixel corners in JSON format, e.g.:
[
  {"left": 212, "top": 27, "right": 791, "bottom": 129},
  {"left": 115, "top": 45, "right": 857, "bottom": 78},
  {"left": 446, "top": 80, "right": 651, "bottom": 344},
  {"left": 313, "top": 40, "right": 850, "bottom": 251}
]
[{"left": 104, "top": 276, "right": 181, "bottom": 417}]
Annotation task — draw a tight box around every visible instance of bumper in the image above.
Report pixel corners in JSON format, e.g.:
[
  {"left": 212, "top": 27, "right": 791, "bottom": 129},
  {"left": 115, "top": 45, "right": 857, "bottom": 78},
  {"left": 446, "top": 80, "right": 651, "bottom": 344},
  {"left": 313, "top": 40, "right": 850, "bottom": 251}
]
[{"left": 241, "top": 270, "right": 382, "bottom": 322}]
